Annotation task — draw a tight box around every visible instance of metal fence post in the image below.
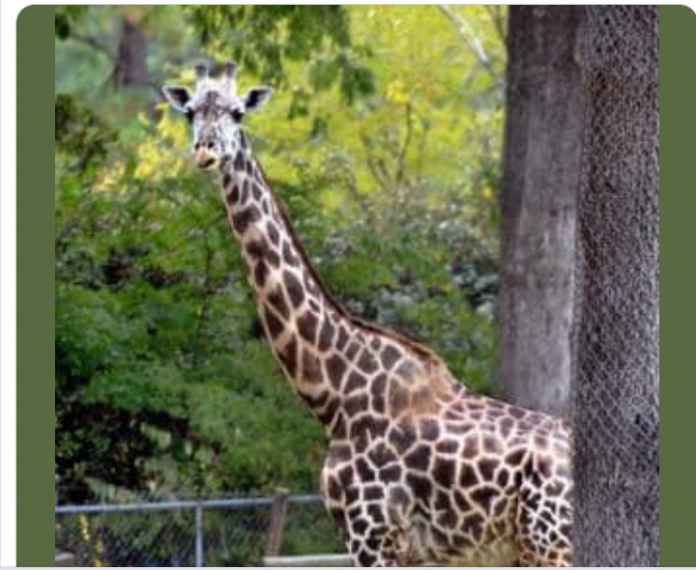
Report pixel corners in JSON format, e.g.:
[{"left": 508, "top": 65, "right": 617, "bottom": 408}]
[{"left": 195, "top": 502, "right": 205, "bottom": 567}]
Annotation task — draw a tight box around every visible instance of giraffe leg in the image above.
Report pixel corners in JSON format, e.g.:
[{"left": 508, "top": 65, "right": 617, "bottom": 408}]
[
  {"left": 516, "top": 511, "right": 573, "bottom": 567},
  {"left": 347, "top": 526, "right": 404, "bottom": 567},
  {"left": 516, "top": 485, "right": 573, "bottom": 567},
  {"left": 343, "top": 499, "right": 408, "bottom": 568},
  {"left": 517, "top": 550, "right": 572, "bottom": 567},
  {"left": 514, "top": 449, "right": 574, "bottom": 567}
]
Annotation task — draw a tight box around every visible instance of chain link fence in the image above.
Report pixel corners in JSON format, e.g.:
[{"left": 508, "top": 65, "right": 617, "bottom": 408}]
[
  {"left": 571, "top": 5, "right": 660, "bottom": 566},
  {"left": 56, "top": 495, "right": 345, "bottom": 567}
]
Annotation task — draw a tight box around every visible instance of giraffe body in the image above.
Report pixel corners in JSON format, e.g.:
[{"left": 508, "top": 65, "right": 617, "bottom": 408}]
[{"left": 163, "top": 64, "right": 573, "bottom": 567}]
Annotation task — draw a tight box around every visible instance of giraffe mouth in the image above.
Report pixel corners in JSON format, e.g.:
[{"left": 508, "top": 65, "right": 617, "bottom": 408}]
[{"left": 197, "top": 158, "right": 219, "bottom": 171}]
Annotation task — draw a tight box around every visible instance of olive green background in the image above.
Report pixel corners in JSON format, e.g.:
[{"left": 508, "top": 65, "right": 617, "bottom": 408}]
[
  {"left": 16, "top": 5, "right": 687, "bottom": 566},
  {"left": 17, "top": 5, "right": 55, "bottom": 567},
  {"left": 658, "top": 5, "right": 694, "bottom": 567}
]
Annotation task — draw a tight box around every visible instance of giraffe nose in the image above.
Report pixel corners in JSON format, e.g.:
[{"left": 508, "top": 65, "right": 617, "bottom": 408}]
[{"left": 194, "top": 147, "right": 218, "bottom": 170}]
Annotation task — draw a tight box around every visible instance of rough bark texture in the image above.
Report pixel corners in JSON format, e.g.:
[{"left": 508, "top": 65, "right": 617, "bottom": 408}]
[
  {"left": 497, "top": 6, "right": 584, "bottom": 417},
  {"left": 573, "top": 6, "right": 660, "bottom": 566},
  {"left": 113, "top": 16, "right": 149, "bottom": 89}
]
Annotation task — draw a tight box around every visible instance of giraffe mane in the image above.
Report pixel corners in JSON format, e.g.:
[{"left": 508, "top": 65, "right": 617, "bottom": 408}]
[{"left": 252, "top": 158, "right": 443, "bottom": 367}]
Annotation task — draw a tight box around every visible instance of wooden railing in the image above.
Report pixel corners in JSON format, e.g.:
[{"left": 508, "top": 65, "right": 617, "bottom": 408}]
[{"left": 263, "top": 489, "right": 353, "bottom": 567}]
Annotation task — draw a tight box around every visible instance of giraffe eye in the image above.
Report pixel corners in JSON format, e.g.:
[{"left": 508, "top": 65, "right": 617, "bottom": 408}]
[{"left": 231, "top": 109, "right": 245, "bottom": 122}]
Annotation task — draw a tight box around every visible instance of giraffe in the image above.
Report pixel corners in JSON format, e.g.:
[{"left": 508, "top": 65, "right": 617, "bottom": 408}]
[{"left": 163, "top": 63, "right": 573, "bottom": 567}]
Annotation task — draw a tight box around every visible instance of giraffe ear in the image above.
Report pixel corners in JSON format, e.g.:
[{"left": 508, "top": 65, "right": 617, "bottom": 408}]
[
  {"left": 162, "top": 86, "right": 192, "bottom": 114},
  {"left": 243, "top": 87, "right": 273, "bottom": 113}
]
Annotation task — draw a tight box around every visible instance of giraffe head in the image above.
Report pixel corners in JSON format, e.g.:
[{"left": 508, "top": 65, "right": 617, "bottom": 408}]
[{"left": 162, "top": 62, "right": 273, "bottom": 171}]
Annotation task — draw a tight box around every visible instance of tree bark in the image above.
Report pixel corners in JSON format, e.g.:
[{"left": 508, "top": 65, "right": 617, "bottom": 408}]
[
  {"left": 573, "top": 6, "right": 660, "bottom": 566},
  {"left": 496, "top": 6, "right": 584, "bottom": 417},
  {"left": 112, "top": 15, "right": 149, "bottom": 89}
]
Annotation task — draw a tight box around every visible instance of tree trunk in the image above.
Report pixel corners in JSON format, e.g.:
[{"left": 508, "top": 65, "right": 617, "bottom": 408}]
[
  {"left": 112, "top": 15, "right": 149, "bottom": 89},
  {"left": 496, "top": 6, "right": 584, "bottom": 417},
  {"left": 573, "top": 6, "right": 660, "bottom": 566}
]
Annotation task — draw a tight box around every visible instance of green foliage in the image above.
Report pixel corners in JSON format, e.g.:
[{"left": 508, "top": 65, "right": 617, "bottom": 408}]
[
  {"left": 55, "top": 6, "right": 89, "bottom": 40},
  {"left": 55, "top": 6, "right": 505, "bottom": 510},
  {"left": 186, "top": 6, "right": 374, "bottom": 103}
]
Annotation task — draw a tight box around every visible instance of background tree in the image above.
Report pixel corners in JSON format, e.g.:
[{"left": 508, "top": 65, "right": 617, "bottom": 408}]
[
  {"left": 496, "top": 6, "right": 584, "bottom": 416},
  {"left": 111, "top": 8, "right": 149, "bottom": 89},
  {"left": 573, "top": 6, "right": 660, "bottom": 566}
]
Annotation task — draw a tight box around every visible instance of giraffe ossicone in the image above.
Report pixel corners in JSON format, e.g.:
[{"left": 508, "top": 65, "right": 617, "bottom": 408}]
[{"left": 163, "top": 62, "right": 573, "bottom": 567}]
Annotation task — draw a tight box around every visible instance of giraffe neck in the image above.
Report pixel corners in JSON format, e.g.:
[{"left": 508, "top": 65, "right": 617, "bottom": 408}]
[
  {"left": 216, "top": 144, "right": 365, "bottom": 430},
  {"left": 217, "top": 141, "right": 456, "bottom": 437}
]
